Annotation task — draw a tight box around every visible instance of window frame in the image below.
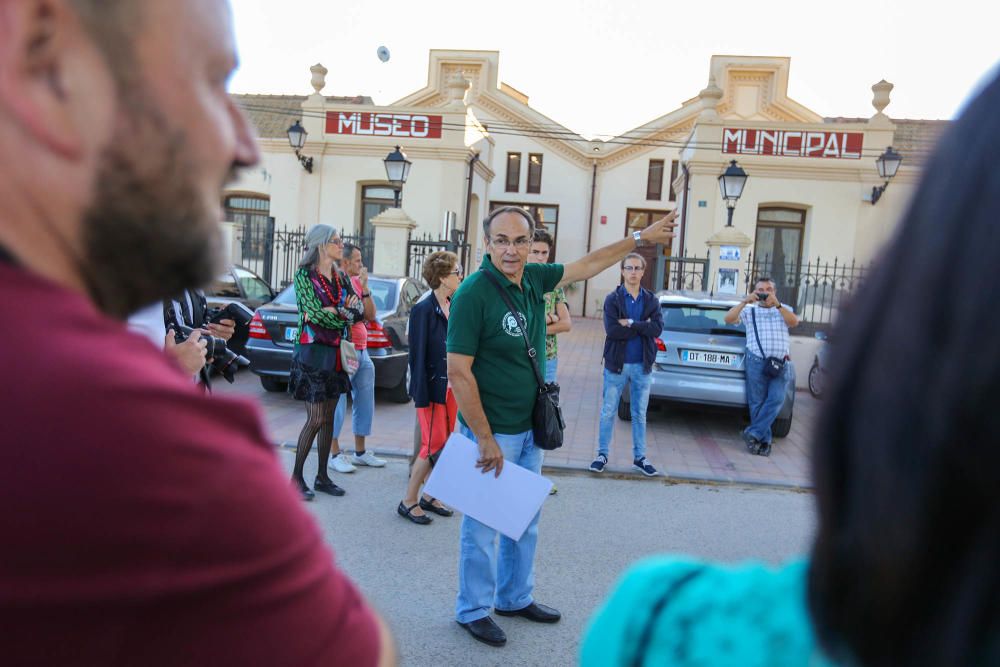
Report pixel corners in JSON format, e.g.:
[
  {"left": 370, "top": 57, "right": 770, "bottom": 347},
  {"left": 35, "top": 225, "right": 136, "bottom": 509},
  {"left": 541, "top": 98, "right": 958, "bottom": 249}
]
[
  {"left": 505, "top": 153, "right": 522, "bottom": 193},
  {"left": 527, "top": 153, "right": 543, "bottom": 194},
  {"left": 668, "top": 160, "right": 679, "bottom": 202},
  {"left": 489, "top": 200, "right": 560, "bottom": 262},
  {"left": 646, "top": 159, "right": 665, "bottom": 201}
]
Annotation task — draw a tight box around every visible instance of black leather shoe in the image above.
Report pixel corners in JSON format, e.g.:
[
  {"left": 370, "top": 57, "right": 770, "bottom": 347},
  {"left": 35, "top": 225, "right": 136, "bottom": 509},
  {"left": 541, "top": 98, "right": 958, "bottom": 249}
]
[
  {"left": 314, "top": 477, "right": 345, "bottom": 496},
  {"left": 458, "top": 616, "right": 506, "bottom": 646},
  {"left": 741, "top": 429, "right": 761, "bottom": 455},
  {"left": 757, "top": 442, "right": 772, "bottom": 457},
  {"left": 397, "top": 501, "right": 432, "bottom": 525},
  {"left": 292, "top": 477, "right": 314, "bottom": 501},
  {"left": 419, "top": 497, "right": 454, "bottom": 517},
  {"left": 495, "top": 602, "right": 561, "bottom": 624}
]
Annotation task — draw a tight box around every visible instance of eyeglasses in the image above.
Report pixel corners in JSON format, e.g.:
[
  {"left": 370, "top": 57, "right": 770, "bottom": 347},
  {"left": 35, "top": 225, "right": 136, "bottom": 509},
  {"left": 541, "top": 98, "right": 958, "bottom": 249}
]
[
  {"left": 328, "top": 238, "right": 343, "bottom": 246},
  {"left": 623, "top": 266, "right": 644, "bottom": 272},
  {"left": 450, "top": 269, "right": 464, "bottom": 276},
  {"left": 490, "top": 238, "right": 532, "bottom": 249}
]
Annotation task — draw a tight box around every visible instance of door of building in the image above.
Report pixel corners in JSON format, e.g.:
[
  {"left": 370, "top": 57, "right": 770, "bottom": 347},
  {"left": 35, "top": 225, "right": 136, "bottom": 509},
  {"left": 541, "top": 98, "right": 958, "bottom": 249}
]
[
  {"left": 625, "top": 208, "right": 672, "bottom": 290},
  {"left": 751, "top": 207, "right": 805, "bottom": 307}
]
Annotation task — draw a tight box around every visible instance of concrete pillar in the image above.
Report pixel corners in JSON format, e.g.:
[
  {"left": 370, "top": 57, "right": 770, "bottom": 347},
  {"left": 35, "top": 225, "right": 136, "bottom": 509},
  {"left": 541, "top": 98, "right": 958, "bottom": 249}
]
[
  {"left": 370, "top": 207, "right": 418, "bottom": 276},
  {"left": 705, "top": 225, "right": 753, "bottom": 297},
  {"left": 220, "top": 221, "right": 239, "bottom": 265}
]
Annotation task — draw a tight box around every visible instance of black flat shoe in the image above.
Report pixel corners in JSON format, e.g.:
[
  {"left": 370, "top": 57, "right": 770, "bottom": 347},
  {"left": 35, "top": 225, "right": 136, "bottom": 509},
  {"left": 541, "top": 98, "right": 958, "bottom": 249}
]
[
  {"left": 397, "top": 501, "right": 432, "bottom": 525},
  {"left": 419, "top": 497, "right": 454, "bottom": 517},
  {"left": 495, "top": 601, "right": 561, "bottom": 624},
  {"left": 314, "top": 477, "right": 345, "bottom": 496},
  {"left": 458, "top": 616, "right": 506, "bottom": 647},
  {"left": 292, "top": 477, "right": 314, "bottom": 502}
]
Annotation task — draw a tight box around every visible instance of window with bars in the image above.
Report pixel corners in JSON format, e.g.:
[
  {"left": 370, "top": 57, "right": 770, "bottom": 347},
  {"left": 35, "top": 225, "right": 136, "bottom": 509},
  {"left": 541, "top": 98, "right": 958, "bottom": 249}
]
[
  {"left": 223, "top": 194, "right": 271, "bottom": 260},
  {"left": 505, "top": 153, "right": 521, "bottom": 192},
  {"left": 527, "top": 153, "right": 543, "bottom": 194}
]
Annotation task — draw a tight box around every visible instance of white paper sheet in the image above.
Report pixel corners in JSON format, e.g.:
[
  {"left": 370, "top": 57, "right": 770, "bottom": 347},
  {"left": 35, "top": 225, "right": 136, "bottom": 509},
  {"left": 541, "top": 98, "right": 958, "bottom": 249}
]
[{"left": 422, "top": 433, "right": 553, "bottom": 541}]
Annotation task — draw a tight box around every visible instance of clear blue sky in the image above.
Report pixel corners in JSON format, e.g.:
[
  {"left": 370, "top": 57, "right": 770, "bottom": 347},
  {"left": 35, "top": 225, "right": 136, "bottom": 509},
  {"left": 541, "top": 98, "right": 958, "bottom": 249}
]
[{"left": 230, "top": 0, "right": 998, "bottom": 138}]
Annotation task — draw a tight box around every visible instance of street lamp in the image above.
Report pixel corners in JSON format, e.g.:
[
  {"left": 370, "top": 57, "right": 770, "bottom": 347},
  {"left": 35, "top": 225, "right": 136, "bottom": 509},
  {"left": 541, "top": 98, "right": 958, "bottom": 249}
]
[
  {"left": 383, "top": 145, "right": 412, "bottom": 208},
  {"left": 286, "top": 120, "right": 313, "bottom": 173},
  {"left": 871, "top": 146, "right": 902, "bottom": 205},
  {"left": 718, "top": 159, "right": 748, "bottom": 226}
]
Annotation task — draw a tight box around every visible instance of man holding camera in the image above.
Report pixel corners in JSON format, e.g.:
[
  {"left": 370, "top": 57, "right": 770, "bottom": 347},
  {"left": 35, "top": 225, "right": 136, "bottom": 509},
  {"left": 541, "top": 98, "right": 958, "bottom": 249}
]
[{"left": 724, "top": 277, "right": 800, "bottom": 456}]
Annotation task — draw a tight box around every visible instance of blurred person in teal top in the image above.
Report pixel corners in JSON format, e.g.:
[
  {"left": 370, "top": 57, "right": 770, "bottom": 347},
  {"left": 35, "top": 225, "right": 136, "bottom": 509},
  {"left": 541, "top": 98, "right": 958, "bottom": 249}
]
[{"left": 583, "top": 70, "right": 1000, "bottom": 667}]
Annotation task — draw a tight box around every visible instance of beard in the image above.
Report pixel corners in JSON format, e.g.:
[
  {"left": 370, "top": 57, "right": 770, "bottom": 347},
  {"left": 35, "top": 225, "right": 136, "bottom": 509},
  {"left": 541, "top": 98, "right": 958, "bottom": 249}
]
[{"left": 80, "top": 102, "right": 224, "bottom": 320}]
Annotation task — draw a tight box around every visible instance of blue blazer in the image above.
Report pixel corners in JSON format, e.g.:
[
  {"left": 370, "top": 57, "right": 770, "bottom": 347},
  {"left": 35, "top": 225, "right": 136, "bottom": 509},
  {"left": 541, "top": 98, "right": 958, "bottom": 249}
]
[
  {"left": 602, "top": 286, "right": 663, "bottom": 374},
  {"left": 408, "top": 294, "right": 449, "bottom": 407}
]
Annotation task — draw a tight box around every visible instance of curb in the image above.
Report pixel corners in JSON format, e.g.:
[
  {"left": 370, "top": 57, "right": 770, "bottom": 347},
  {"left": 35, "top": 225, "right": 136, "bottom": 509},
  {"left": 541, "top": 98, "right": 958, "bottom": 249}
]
[{"left": 275, "top": 442, "right": 813, "bottom": 493}]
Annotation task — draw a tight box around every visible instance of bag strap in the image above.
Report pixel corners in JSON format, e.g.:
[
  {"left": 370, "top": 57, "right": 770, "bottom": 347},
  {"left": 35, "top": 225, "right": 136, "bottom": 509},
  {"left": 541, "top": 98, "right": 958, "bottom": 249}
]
[
  {"left": 750, "top": 307, "right": 766, "bottom": 358},
  {"left": 479, "top": 268, "right": 546, "bottom": 391}
]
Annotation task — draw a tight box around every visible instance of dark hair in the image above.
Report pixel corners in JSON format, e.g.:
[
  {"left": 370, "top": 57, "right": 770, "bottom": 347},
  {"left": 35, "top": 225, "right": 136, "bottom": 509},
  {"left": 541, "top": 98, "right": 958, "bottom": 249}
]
[
  {"left": 621, "top": 252, "right": 646, "bottom": 269},
  {"left": 483, "top": 206, "right": 535, "bottom": 239},
  {"left": 753, "top": 276, "right": 775, "bottom": 290},
  {"left": 69, "top": 1, "right": 141, "bottom": 88},
  {"left": 532, "top": 228, "right": 554, "bottom": 249},
  {"left": 421, "top": 251, "right": 458, "bottom": 289},
  {"left": 808, "top": 72, "right": 1000, "bottom": 667},
  {"left": 343, "top": 243, "right": 361, "bottom": 260}
]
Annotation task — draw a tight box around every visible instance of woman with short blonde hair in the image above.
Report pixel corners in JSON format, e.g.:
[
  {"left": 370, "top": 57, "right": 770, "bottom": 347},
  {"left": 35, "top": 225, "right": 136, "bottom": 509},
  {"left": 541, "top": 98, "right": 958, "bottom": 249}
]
[{"left": 399, "top": 251, "right": 463, "bottom": 524}]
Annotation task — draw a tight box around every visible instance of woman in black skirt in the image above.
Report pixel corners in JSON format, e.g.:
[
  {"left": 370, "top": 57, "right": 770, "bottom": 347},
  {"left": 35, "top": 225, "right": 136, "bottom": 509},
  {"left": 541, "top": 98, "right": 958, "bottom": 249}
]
[{"left": 289, "top": 224, "right": 364, "bottom": 500}]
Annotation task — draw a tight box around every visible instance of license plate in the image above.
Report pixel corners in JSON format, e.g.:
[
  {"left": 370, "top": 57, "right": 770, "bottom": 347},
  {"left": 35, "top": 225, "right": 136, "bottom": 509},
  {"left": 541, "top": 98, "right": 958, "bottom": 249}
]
[
  {"left": 284, "top": 326, "right": 298, "bottom": 342},
  {"left": 681, "top": 349, "right": 740, "bottom": 367}
]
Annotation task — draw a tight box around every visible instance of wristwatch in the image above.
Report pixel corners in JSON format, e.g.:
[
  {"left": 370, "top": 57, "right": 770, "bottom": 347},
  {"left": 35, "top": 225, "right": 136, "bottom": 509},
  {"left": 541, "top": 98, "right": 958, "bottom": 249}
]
[
  {"left": 362, "top": 292, "right": 371, "bottom": 298},
  {"left": 632, "top": 230, "right": 643, "bottom": 246},
  {"left": 627, "top": 318, "right": 634, "bottom": 326}
]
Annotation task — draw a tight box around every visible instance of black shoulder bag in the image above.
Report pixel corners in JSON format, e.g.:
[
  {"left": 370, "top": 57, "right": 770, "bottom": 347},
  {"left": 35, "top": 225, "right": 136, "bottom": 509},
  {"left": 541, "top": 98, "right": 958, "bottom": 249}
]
[
  {"left": 480, "top": 269, "right": 565, "bottom": 450},
  {"left": 751, "top": 307, "right": 786, "bottom": 378}
]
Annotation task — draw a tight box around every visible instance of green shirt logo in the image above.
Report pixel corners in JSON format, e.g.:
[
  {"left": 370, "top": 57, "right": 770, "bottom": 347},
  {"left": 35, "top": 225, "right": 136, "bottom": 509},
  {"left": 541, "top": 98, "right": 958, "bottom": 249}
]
[{"left": 502, "top": 312, "right": 525, "bottom": 337}]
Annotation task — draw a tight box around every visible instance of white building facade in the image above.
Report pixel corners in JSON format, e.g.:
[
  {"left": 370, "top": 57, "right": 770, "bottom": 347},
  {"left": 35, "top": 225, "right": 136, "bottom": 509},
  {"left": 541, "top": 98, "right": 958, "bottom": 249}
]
[{"left": 229, "top": 51, "right": 946, "bottom": 321}]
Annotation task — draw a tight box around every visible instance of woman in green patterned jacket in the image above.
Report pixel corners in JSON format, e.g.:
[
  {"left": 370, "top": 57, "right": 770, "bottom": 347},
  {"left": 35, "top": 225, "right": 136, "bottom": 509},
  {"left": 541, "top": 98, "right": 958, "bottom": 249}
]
[{"left": 288, "top": 225, "right": 365, "bottom": 501}]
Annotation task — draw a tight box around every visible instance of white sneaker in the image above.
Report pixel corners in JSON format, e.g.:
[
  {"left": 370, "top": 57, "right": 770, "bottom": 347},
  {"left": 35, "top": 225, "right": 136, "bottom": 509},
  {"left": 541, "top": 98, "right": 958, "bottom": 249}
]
[
  {"left": 330, "top": 453, "right": 356, "bottom": 473},
  {"left": 351, "top": 450, "right": 386, "bottom": 467}
]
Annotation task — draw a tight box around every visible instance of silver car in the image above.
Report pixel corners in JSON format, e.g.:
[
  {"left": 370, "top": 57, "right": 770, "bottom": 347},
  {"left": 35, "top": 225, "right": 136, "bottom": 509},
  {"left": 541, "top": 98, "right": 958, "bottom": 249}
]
[{"left": 618, "top": 291, "right": 795, "bottom": 437}]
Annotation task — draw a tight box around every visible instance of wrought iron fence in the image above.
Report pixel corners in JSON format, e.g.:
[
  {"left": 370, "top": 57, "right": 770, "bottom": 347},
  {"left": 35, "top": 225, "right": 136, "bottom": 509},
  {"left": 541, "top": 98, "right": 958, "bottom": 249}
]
[
  {"left": 231, "top": 221, "right": 376, "bottom": 290},
  {"left": 744, "top": 253, "right": 869, "bottom": 329},
  {"left": 661, "top": 252, "right": 711, "bottom": 291},
  {"left": 406, "top": 230, "right": 470, "bottom": 281}
]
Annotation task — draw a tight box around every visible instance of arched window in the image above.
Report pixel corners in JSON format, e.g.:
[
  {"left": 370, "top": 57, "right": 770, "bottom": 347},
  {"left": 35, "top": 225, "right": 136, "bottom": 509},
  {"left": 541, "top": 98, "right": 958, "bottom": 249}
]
[{"left": 361, "top": 186, "right": 396, "bottom": 235}]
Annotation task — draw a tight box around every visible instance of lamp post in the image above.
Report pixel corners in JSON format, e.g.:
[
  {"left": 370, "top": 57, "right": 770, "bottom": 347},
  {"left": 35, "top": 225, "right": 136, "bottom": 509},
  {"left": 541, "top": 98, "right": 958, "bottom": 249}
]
[
  {"left": 286, "top": 120, "right": 313, "bottom": 173},
  {"left": 718, "top": 159, "right": 748, "bottom": 226},
  {"left": 383, "top": 145, "right": 412, "bottom": 208},
  {"left": 871, "top": 146, "right": 902, "bottom": 205}
]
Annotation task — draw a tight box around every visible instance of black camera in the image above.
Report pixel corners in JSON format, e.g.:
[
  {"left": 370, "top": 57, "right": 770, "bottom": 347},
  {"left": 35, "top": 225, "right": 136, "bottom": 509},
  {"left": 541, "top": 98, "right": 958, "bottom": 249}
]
[
  {"left": 756, "top": 292, "right": 770, "bottom": 303},
  {"left": 173, "top": 323, "right": 248, "bottom": 384},
  {"left": 207, "top": 302, "right": 253, "bottom": 357}
]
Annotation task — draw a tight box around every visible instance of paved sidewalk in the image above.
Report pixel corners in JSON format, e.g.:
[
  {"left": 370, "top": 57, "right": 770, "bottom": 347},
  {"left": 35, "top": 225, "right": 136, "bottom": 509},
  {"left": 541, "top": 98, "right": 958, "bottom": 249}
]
[{"left": 217, "top": 317, "right": 817, "bottom": 489}]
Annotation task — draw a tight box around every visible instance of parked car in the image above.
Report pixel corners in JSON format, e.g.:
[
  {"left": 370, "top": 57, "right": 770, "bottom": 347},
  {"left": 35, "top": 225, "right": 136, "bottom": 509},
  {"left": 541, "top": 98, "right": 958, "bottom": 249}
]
[
  {"left": 618, "top": 291, "right": 795, "bottom": 438},
  {"left": 246, "top": 275, "right": 425, "bottom": 402},
  {"left": 203, "top": 264, "right": 276, "bottom": 312}
]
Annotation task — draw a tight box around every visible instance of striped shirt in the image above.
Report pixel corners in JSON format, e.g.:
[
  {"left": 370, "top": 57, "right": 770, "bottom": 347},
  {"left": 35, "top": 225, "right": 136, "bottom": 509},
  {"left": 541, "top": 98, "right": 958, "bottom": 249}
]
[{"left": 739, "top": 304, "right": 792, "bottom": 359}]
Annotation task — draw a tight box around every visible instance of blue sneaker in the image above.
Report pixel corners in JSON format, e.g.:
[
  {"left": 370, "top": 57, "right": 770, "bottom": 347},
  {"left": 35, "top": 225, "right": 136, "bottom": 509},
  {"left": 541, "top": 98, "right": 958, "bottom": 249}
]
[
  {"left": 633, "top": 457, "right": 658, "bottom": 477},
  {"left": 589, "top": 454, "right": 608, "bottom": 473}
]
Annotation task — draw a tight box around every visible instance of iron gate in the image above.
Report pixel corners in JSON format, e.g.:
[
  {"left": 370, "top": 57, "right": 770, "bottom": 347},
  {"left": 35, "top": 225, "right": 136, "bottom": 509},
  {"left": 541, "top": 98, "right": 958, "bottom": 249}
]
[{"left": 406, "top": 230, "right": 471, "bottom": 281}]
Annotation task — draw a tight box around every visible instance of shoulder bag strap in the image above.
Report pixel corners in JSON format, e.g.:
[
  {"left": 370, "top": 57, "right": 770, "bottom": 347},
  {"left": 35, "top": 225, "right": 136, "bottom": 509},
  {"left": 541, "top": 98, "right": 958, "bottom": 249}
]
[
  {"left": 479, "top": 269, "right": 546, "bottom": 391},
  {"left": 750, "top": 307, "right": 765, "bottom": 358}
]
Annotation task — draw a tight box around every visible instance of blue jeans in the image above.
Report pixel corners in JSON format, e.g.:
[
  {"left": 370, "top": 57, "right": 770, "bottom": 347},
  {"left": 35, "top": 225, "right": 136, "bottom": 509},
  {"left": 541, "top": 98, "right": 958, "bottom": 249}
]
[
  {"left": 544, "top": 356, "right": 558, "bottom": 384},
  {"left": 744, "top": 353, "right": 787, "bottom": 445},
  {"left": 333, "top": 349, "right": 374, "bottom": 438},
  {"left": 456, "top": 423, "right": 543, "bottom": 623},
  {"left": 597, "top": 363, "right": 652, "bottom": 460}
]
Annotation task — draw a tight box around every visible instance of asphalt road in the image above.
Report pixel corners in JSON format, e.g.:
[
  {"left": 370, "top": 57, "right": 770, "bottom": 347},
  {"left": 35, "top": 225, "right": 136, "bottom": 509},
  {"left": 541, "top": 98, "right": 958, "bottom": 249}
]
[{"left": 283, "top": 450, "right": 816, "bottom": 666}]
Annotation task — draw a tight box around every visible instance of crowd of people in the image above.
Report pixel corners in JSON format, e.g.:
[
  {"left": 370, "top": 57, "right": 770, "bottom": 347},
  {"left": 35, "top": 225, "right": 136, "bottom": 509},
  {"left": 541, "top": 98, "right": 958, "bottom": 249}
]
[{"left": 2, "top": 1, "right": 998, "bottom": 665}]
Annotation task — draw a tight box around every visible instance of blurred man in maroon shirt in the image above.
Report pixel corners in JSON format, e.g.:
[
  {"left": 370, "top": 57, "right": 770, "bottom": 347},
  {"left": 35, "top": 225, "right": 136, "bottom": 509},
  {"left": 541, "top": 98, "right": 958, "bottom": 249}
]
[{"left": 0, "top": 1, "right": 393, "bottom": 664}]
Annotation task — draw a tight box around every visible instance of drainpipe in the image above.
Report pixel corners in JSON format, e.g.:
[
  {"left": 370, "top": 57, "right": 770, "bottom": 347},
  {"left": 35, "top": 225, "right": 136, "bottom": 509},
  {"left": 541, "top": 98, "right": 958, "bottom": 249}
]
[
  {"left": 461, "top": 153, "right": 479, "bottom": 271},
  {"left": 676, "top": 164, "right": 692, "bottom": 289},
  {"left": 582, "top": 160, "right": 598, "bottom": 317}
]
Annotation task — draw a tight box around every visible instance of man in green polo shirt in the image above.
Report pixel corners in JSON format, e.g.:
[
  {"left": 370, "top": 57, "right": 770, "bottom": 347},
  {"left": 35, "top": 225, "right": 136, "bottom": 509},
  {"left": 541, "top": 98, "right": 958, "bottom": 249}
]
[{"left": 447, "top": 205, "right": 676, "bottom": 647}]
